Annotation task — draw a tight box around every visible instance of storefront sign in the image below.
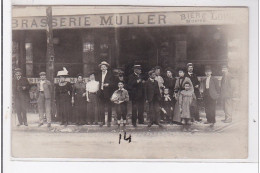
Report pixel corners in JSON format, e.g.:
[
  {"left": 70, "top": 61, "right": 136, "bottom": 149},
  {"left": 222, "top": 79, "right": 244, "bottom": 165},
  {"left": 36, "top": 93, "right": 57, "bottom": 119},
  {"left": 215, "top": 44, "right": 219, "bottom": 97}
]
[{"left": 12, "top": 9, "right": 247, "bottom": 30}]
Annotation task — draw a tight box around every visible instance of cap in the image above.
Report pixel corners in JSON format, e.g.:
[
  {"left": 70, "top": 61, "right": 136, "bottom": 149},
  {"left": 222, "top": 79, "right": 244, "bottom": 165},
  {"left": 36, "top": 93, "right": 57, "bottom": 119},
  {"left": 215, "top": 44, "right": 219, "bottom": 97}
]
[
  {"left": 98, "top": 61, "right": 110, "bottom": 68},
  {"left": 186, "top": 63, "right": 194, "bottom": 68},
  {"left": 14, "top": 68, "right": 22, "bottom": 74},
  {"left": 133, "top": 65, "right": 142, "bottom": 70},
  {"left": 39, "top": 72, "right": 46, "bottom": 76}
]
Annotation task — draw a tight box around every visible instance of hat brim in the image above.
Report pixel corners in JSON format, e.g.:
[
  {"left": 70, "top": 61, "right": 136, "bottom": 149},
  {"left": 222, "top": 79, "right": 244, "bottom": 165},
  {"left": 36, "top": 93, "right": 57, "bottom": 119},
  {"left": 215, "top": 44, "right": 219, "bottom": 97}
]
[{"left": 98, "top": 63, "right": 110, "bottom": 68}]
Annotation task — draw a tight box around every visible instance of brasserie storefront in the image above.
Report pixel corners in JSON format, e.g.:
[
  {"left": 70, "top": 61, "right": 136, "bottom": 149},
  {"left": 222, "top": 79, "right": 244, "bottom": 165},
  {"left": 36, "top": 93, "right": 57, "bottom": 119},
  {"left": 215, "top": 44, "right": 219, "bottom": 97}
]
[{"left": 12, "top": 7, "right": 247, "bottom": 85}]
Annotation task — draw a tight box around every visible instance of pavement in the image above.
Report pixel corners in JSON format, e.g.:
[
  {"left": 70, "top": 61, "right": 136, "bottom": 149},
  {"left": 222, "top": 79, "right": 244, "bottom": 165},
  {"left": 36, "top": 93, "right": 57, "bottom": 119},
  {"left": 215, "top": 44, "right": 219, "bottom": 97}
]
[
  {"left": 12, "top": 109, "right": 239, "bottom": 133},
  {"left": 11, "top": 108, "right": 248, "bottom": 159}
]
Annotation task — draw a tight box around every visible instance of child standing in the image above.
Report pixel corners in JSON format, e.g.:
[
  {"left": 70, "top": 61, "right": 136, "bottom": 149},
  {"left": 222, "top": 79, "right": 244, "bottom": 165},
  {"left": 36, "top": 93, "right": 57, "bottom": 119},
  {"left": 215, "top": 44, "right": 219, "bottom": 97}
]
[
  {"left": 179, "top": 82, "right": 196, "bottom": 131},
  {"left": 111, "top": 81, "right": 129, "bottom": 127},
  {"left": 160, "top": 88, "right": 175, "bottom": 124}
]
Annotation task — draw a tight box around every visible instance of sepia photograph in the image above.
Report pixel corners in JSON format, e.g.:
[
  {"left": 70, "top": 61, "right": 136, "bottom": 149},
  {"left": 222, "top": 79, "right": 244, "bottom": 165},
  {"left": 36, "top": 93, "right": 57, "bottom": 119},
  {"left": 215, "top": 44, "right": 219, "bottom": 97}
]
[{"left": 10, "top": 5, "right": 249, "bottom": 159}]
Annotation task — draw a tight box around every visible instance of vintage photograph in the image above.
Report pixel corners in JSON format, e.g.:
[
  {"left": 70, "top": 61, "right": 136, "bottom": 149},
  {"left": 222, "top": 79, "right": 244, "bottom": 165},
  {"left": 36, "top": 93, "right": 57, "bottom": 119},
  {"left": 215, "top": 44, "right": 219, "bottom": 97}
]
[{"left": 11, "top": 6, "right": 249, "bottom": 159}]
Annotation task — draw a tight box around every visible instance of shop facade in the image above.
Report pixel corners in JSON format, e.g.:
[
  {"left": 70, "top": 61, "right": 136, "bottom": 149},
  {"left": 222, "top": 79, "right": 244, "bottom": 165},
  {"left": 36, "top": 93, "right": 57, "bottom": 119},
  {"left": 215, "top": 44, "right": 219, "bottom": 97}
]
[{"left": 12, "top": 7, "right": 247, "bottom": 83}]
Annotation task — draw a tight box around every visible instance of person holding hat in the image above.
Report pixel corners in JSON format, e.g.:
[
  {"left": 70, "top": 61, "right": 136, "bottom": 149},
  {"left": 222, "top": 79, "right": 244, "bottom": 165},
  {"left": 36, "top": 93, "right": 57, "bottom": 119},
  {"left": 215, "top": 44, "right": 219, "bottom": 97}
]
[
  {"left": 111, "top": 81, "right": 129, "bottom": 127},
  {"left": 185, "top": 63, "right": 201, "bottom": 122},
  {"left": 37, "top": 71, "right": 52, "bottom": 127},
  {"left": 144, "top": 69, "right": 163, "bottom": 127},
  {"left": 72, "top": 73, "right": 87, "bottom": 125},
  {"left": 55, "top": 67, "right": 73, "bottom": 126},
  {"left": 127, "top": 65, "right": 145, "bottom": 126},
  {"left": 13, "top": 68, "right": 30, "bottom": 126},
  {"left": 173, "top": 67, "right": 194, "bottom": 124},
  {"left": 220, "top": 65, "right": 234, "bottom": 123},
  {"left": 97, "top": 61, "right": 115, "bottom": 127},
  {"left": 201, "top": 66, "right": 220, "bottom": 127},
  {"left": 86, "top": 71, "right": 100, "bottom": 125}
]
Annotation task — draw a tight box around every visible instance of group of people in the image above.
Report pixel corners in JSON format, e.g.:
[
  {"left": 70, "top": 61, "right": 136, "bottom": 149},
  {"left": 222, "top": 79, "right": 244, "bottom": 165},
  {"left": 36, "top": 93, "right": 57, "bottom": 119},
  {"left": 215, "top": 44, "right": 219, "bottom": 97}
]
[{"left": 13, "top": 61, "right": 234, "bottom": 130}]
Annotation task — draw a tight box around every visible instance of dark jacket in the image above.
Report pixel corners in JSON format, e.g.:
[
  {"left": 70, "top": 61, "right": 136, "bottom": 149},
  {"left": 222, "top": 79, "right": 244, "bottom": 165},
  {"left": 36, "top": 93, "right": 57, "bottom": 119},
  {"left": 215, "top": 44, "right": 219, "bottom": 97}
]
[
  {"left": 202, "top": 76, "right": 220, "bottom": 100},
  {"left": 144, "top": 78, "right": 161, "bottom": 102},
  {"left": 97, "top": 70, "right": 115, "bottom": 99},
  {"left": 164, "top": 76, "right": 176, "bottom": 94},
  {"left": 127, "top": 73, "right": 145, "bottom": 101},
  {"left": 13, "top": 77, "right": 30, "bottom": 100}
]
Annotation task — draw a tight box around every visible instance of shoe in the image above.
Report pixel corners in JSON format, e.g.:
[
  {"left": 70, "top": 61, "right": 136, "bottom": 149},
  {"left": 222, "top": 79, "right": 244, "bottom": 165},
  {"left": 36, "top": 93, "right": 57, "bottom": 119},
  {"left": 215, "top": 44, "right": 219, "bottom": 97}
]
[
  {"left": 148, "top": 123, "right": 152, "bottom": 127},
  {"left": 158, "top": 123, "right": 163, "bottom": 128},
  {"left": 221, "top": 119, "right": 227, "bottom": 122},
  {"left": 133, "top": 123, "right": 137, "bottom": 127},
  {"left": 99, "top": 122, "right": 103, "bottom": 127},
  {"left": 224, "top": 119, "right": 232, "bottom": 123},
  {"left": 118, "top": 124, "right": 120, "bottom": 128},
  {"left": 38, "top": 123, "right": 43, "bottom": 127},
  {"left": 204, "top": 121, "right": 210, "bottom": 124},
  {"left": 60, "top": 123, "right": 64, "bottom": 125},
  {"left": 24, "top": 122, "right": 28, "bottom": 126},
  {"left": 47, "top": 123, "right": 51, "bottom": 128},
  {"left": 210, "top": 123, "right": 215, "bottom": 127},
  {"left": 94, "top": 122, "right": 98, "bottom": 125},
  {"left": 123, "top": 123, "right": 126, "bottom": 127},
  {"left": 107, "top": 122, "right": 111, "bottom": 127},
  {"left": 16, "top": 124, "right": 21, "bottom": 127}
]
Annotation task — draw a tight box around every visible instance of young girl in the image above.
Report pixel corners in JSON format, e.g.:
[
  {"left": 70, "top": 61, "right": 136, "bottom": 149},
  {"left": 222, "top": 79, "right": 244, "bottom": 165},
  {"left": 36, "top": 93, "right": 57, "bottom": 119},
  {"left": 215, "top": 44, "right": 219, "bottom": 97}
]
[{"left": 179, "top": 82, "right": 196, "bottom": 131}]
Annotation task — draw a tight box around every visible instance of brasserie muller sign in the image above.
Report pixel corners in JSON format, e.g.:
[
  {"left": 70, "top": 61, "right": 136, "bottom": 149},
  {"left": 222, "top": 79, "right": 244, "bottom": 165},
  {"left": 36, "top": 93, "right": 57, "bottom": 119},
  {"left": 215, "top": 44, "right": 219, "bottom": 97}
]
[{"left": 12, "top": 10, "right": 246, "bottom": 30}]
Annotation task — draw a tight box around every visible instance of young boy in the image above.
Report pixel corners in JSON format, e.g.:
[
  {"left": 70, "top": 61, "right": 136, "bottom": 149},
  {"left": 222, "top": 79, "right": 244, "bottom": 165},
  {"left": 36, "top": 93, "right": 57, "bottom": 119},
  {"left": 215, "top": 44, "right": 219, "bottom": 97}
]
[
  {"left": 111, "top": 81, "right": 129, "bottom": 127},
  {"left": 179, "top": 82, "right": 196, "bottom": 131},
  {"left": 160, "top": 88, "right": 175, "bottom": 124}
]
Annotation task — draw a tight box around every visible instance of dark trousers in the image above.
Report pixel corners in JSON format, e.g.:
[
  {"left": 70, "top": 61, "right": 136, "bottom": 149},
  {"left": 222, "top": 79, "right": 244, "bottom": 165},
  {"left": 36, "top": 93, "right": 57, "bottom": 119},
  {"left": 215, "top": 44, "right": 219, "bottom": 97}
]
[
  {"left": 87, "top": 93, "right": 99, "bottom": 123},
  {"left": 204, "top": 90, "right": 216, "bottom": 123},
  {"left": 148, "top": 100, "right": 160, "bottom": 124},
  {"left": 115, "top": 103, "right": 127, "bottom": 121},
  {"left": 99, "top": 92, "right": 112, "bottom": 124},
  {"left": 74, "top": 97, "right": 87, "bottom": 124},
  {"left": 132, "top": 99, "right": 144, "bottom": 124},
  {"left": 191, "top": 99, "right": 200, "bottom": 121},
  {"left": 15, "top": 97, "right": 28, "bottom": 125}
]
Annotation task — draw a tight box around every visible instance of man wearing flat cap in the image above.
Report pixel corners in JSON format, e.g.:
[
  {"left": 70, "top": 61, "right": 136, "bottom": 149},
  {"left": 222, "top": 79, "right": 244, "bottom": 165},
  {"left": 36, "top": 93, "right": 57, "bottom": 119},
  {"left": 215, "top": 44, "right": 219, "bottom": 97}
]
[
  {"left": 37, "top": 71, "right": 52, "bottom": 127},
  {"left": 97, "top": 61, "right": 115, "bottom": 127},
  {"left": 144, "top": 69, "right": 163, "bottom": 127},
  {"left": 128, "top": 65, "right": 145, "bottom": 126},
  {"left": 185, "top": 63, "right": 201, "bottom": 122},
  {"left": 13, "top": 68, "right": 30, "bottom": 126}
]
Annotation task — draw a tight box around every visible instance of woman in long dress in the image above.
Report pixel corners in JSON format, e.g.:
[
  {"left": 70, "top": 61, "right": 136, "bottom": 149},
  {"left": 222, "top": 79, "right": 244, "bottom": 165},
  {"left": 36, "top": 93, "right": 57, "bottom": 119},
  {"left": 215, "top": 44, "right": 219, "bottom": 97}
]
[
  {"left": 72, "top": 74, "right": 87, "bottom": 125},
  {"left": 173, "top": 67, "right": 194, "bottom": 124},
  {"left": 55, "top": 68, "right": 73, "bottom": 126}
]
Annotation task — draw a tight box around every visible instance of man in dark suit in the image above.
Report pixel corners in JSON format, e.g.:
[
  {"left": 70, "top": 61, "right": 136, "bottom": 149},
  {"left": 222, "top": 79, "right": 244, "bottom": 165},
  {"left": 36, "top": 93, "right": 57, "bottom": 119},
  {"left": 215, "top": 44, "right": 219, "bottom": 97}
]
[
  {"left": 201, "top": 66, "right": 220, "bottom": 127},
  {"left": 97, "top": 61, "right": 115, "bottom": 127},
  {"left": 185, "top": 63, "right": 201, "bottom": 122},
  {"left": 128, "top": 65, "right": 145, "bottom": 127},
  {"left": 145, "top": 70, "right": 162, "bottom": 127},
  {"left": 37, "top": 71, "right": 52, "bottom": 127},
  {"left": 220, "top": 65, "right": 234, "bottom": 123},
  {"left": 13, "top": 68, "right": 30, "bottom": 126}
]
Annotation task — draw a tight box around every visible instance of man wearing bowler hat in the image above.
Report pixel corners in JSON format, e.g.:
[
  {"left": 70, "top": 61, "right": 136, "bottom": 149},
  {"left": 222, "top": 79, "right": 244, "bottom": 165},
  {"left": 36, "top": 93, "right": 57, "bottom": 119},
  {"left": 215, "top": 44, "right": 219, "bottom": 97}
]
[
  {"left": 37, "top": 71, "right": 52, "bottom": 127},
  {"left": 13, "top": 68, "right": 30, "bottom": 126},
  {"left": 128, "top": 65, "right": 145, "bottom": 126},
  {"left": 97, "top": 61, "right": 115, "bottom": 127},
  {"left": 201, "top": 66, "right": 220, "bottom": 127},
  {"left": 185, "top": 63, "right": 202, "bottom": 122}
]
